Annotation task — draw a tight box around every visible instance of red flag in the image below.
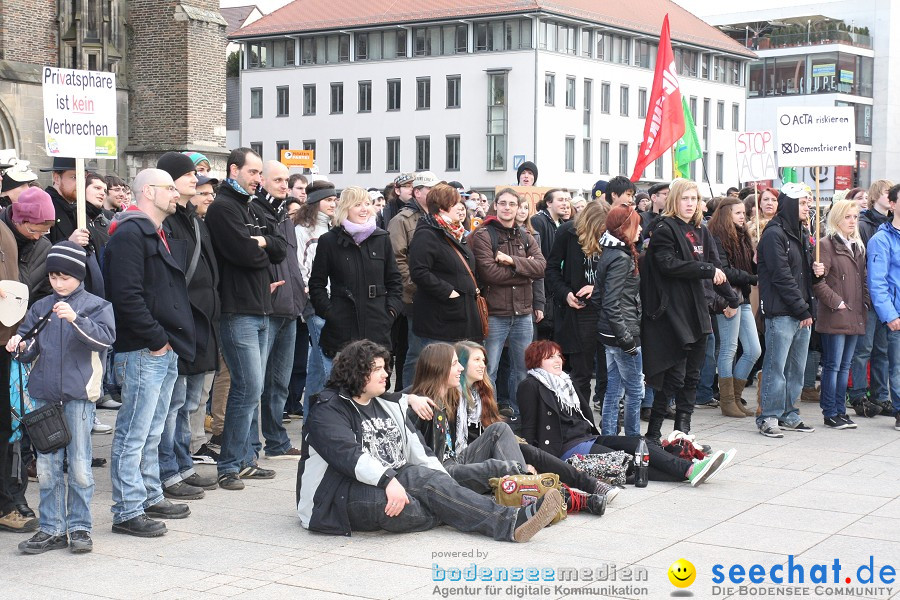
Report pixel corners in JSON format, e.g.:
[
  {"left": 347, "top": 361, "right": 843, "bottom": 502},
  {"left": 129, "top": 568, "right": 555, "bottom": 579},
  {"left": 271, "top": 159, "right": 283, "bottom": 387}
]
[{"left": 630, "top": 15, "right": 685, "bottom": 182}]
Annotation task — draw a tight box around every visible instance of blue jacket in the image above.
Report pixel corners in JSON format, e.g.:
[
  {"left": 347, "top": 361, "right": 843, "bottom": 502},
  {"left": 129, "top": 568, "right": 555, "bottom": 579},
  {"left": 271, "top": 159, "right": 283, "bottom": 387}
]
[
  {"left": 16, "top": 284, "right": 115, "bottom": 403},
  {"left": 867, "top": 222, "right": 900, "bottom": 325},
  {"left": 103, "top": 208, "right": 196, "bottom": 361}
]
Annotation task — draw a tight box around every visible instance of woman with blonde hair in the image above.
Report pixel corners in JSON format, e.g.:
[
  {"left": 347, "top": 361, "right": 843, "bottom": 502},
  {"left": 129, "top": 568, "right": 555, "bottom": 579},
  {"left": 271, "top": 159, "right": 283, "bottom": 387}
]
[
  {"left": 641, "top": 179, "right": 739, "bottom": 443},
  {"left": 308, "top": 187, "right": 403, "bottom": 365},
  {"left": 811, "top": 200, "right": 869, "bottom": 429},
  {"left": 545, "top": 201, "right": 609, "bottom": 401}
]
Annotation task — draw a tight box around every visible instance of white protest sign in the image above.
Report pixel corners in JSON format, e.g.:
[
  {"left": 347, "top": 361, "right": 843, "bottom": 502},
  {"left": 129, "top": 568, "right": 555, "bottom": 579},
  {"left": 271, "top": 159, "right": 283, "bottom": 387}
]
[
  {"left": 735, "top": 131, "right": 777, "bottom": 183},
  {"left": 42, "top": 67, "right": 117, "bottom": 159},
  {"left": 775, "top": 106, "right": 854, "bottom": 167}
]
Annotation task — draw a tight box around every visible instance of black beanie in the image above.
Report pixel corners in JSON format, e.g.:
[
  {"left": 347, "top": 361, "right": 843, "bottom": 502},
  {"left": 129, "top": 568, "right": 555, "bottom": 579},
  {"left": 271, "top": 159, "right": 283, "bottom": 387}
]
[
  {"left": 157, "top": 151, "right": 197, "bottom": 182},
  {"left": 46, "top": 241, "right": 87, "bottom": 281},
  {"left": 516, "top": 161, "right": 538, "bottom": 184}
]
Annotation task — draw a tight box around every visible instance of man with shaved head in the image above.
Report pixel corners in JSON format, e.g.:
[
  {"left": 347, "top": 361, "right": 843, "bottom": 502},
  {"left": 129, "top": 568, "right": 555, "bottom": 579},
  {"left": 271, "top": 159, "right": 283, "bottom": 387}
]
[
  {"left": 250, "top": 160, "right": 305, "bottom": 459},
  {"left": 104, "top": 168, "right": 196, "bottom": 537}
]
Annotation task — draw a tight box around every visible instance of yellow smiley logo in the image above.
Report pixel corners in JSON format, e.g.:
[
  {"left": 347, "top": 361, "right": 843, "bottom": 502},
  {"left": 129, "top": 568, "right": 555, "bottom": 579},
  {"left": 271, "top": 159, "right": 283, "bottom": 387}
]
[{"left": 667, "top": 559, "right": 696, "bottom": 588}]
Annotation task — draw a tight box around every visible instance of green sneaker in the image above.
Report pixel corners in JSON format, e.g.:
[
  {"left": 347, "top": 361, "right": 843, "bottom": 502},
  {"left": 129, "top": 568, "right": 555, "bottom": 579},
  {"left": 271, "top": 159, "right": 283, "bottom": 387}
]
[
  {"left": 705, "top": 448, "right": 736, "bottom": 481},
  {"left": 688, "top": 451, "right": 725, "bottom": 487}
]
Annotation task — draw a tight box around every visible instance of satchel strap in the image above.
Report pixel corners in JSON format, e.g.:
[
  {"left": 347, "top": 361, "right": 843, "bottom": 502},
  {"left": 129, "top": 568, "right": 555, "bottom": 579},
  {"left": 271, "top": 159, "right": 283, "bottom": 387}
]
[{"left": 442, "top": 238, "right": 480, "bottom": 296}]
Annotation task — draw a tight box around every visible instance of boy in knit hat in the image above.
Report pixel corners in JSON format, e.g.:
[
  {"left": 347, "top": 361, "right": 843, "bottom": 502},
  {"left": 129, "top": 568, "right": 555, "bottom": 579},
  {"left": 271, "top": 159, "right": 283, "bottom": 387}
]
[{"left": 7, "top": 241, "right": 116, "bottom": 554}]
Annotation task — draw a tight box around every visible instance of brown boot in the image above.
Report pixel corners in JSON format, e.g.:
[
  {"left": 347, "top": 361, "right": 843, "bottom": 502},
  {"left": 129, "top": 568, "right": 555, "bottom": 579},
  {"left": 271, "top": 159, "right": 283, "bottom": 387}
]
[
  {"left": 755, "top": 371, "right": 763, "bottom": 416},
  {"left": 718, "top": 377, "right": 746, "bottom": 418},
  {"left": 800, "top": 387, "right": 820, "bottom": 403},
  {"left": 733, "top": 378, "right": 754, "bottom": 416}
]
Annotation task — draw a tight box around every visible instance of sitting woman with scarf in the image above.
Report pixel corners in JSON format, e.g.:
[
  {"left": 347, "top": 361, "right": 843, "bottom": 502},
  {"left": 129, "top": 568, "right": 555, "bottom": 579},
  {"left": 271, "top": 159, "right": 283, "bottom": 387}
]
[
  {"left": 308, "top": 187, "right": 403, "bottom": 362},
  {"left": 408, "top": 342, "right": 610, "bottom": 514},
  {"left": 518, "top": 341, "right": 735, "bottom": 486}
]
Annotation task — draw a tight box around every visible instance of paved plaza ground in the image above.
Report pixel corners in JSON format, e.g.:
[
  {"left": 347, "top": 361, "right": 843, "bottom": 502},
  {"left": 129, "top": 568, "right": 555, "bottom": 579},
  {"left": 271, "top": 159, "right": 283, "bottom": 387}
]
[{"left": 4, "top": 389, "right": 900, "bottom": 600}]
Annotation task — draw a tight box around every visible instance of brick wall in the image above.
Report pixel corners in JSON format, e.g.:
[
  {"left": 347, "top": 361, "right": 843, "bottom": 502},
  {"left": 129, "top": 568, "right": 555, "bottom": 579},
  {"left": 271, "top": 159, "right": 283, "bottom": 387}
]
[{"left": 0, "top": 0, "right": 58, "bottom": 65}]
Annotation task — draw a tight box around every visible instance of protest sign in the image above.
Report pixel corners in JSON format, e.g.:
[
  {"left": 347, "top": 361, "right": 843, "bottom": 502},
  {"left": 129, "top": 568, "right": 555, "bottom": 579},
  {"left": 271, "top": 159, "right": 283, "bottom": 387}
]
[
  {"left": 281, "top": 149, "right": 314, "bottom": 168},
  {"left": 735, "top": 131, "right": 777, "bottom": 183},
  {"left": 42, "top": 67, "right": 117, "bottom": 159},
  {"left": 494, "top": 186, "right": 555, "bottom": 209},
  {"left": 775, "top": 106, "right": 854, "bottom": 168}
]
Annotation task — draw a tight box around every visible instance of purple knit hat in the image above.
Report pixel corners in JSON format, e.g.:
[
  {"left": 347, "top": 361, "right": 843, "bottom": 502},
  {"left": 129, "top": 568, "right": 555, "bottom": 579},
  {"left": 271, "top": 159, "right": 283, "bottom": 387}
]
[{"left": 11, "top": 187, "right": 55, "bottom": 224}]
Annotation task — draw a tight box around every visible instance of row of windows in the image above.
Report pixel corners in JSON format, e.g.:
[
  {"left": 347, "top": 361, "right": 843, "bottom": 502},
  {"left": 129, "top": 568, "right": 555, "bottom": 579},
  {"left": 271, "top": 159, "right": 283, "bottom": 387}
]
[
  {"left": 542, "top": 75, "right": 741, "bottom": 129},
  {"left": 245, "top": 19, "right": 745, "bottom": 87},
  {"left": 251, "top": 136, "right": 464, "bottom": 174},
  {"left": 250, "top": 77, "right": 462, "bottom": 118}
]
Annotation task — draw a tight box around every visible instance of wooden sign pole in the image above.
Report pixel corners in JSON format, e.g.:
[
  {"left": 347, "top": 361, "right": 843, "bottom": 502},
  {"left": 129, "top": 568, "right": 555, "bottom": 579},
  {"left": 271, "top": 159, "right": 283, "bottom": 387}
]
[
  {"left": 75, "top": 157, "right": 86, "bottom": 231},
  {"left": 754, "top": 181, "right": 760, "bottom": 241},
  {"left": 814, "top": 166, "right": 821, "bottom": 262}
]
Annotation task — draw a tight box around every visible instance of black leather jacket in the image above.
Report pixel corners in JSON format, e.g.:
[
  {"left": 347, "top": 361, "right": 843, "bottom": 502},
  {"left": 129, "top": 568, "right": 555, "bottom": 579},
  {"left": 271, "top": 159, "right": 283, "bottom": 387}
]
[{"left": 591, "top": 232, "right": 641, "bottom": 350}]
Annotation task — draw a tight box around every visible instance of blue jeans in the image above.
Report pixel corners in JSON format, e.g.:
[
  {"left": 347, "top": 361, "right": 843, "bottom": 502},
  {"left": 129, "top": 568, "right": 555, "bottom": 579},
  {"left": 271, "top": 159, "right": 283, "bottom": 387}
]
[
  {"left": 160, "top": 372, "right": 209, "bottom": 486},
  {"left": 717, "top": 305, "right": 762, "bottom": 380},
  {"left": 696, "top": 332, "right": 717, "bottom": 404},
  {"left": 255, "top": 316, "right": 296, "bottom": 457},
  {"left": 485, "top": 315, "right": 533, "bottom": 417},
  {"left": 218, "top": 314, "right": 269, "bottom": 476},
  {"left": 756, "top": 316, "right": 811, "bottom": 429},
  {"left": 888, "top": 329, "right": 900, "bottom": 414},
  {"left": 111, "top": 349, "right": 178, "bottom": 523},
  {"left": 601, "top": 346, "right": 644, "bottom": 436},
  {"left": 849, "top": 309, "right": 890, "bottom": 403},
  {"left": 819, "top": 333, "right": 858, "bottom": 418},
  {"left": 402, "top": 317, "right": 425, "bottom": 389},
  {"left": 304, "top": 315, "right": 328, "bottom": 417},
  {"left": 36, "top": 399, "right": 94, "bottom": 535}
]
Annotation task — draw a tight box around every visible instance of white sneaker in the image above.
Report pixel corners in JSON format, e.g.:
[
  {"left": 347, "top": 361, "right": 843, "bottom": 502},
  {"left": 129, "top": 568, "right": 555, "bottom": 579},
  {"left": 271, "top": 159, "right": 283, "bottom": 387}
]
[
  {"left": 97, "top": 395, "right": 122, "bottom": 409},
  {"left": 91, "top": 415, "right": 112, "bottom": 434}
]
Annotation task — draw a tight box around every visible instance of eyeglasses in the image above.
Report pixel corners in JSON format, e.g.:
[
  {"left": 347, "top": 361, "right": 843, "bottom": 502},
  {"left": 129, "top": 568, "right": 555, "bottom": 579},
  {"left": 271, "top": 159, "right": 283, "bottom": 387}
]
[
  {"left": 495, "top": 202, "right": 518, "bottom": 208},
  {"left": 194, "top": 191, "right": 214, "bottom": 199},
  {"left": 23, "top": 224, "right": 51, "bottom": 236},
  {"left": 149, "top": 184, "right": 177, "bottom": 193}
]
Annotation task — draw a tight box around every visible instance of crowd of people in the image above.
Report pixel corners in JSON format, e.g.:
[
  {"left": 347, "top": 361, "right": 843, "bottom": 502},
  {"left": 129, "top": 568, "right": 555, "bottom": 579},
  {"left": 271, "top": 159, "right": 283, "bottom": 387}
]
[{"left": 0, "top": 147, "right": 897, "bottom": 550}]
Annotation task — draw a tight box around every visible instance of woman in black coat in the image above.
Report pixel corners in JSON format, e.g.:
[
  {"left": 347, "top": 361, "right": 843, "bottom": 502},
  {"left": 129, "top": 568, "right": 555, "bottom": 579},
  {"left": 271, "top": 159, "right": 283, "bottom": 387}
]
[
  {"left": 641, "top": 180, "right": 739, "bottom": 442},
  {"left": 408, "top": 184, "right": 483, "bottom": 343},
  {"left": 545, "top": 201, "right": 608, "bottom": 402},
  {"left": 308, "top": 187, "right": 403, "bottom": 359}
]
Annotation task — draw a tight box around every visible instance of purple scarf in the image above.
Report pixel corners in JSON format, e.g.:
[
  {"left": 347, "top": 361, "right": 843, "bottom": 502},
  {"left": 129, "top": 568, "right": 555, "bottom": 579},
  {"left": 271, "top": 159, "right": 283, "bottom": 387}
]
[{"left": 342, "top": 217, "right": 376, "bottom": 245}]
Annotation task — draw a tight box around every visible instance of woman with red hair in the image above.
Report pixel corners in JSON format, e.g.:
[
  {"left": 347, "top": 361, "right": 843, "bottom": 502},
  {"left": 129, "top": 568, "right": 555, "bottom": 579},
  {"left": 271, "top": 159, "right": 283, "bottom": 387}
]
[
  {"left": 590, "top": 205, "right": 644, "bottom": 436},
  {"left": 518, "top": 340, "right": 735, "bottom": 486}
]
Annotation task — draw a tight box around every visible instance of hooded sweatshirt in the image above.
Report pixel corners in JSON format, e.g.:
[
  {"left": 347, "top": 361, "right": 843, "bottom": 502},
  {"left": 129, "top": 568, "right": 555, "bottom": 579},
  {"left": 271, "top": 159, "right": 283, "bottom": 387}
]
[{"left": 757, "top": 192, "right": 815, "bottom": 320}]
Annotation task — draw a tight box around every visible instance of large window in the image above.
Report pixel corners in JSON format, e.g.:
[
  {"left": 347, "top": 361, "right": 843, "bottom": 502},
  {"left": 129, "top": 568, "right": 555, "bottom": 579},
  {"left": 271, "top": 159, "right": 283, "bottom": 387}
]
[
  {"left": 581, "top": 30, "right": 592, "bottom": 58},
  {"left": 358, "top": 81, "right": 371, "bottom": 113},
  {"left": 474, "top": 18, "right": 532, "bottom": 52},
  {"left": 446, "top": 135, "right": 460, "bottom": 171},
  {"left": 565, "top": 77, "right": 576, "bottom": 109},
  {"left": 487, "top": 72, "right": 508, "bottom": 171},
  {"left": 635, "top": 40, "right": 657, "bottom": 69},
  {"left": 675, "top": 47, "right": 698, "bottom": 77},
  {"left": 416, "top": 136, "right": 430, "bottom": 170},
  {"left": 303, "top": 84, "right": 316, "bottom": 115},
  {"left": 330, "top": 139, "right": 343, "bottom": 173},
  {"left": 446, "top": 75, "right": 461, "bottom": 108},
  {"left": 545, "top": 73, "right": 555, "bottom": 106},
  {"left": 387, "top": 79, "right": 401, "bottom": 111},
  {"left": 618, "top": 142, "right": 629, "bottom": 176},
  {"left": 564, "top": 137, "right": 575, "bottom": 172},
  {"left": 355, "top": 30, "right": 407, "bottom": 61},
  {"left": 416, "top": 77, "right": 431, "bottom": 110},
  {"left": 386, "top": 138, "right": 400, "bottom": 172},
  {"left": 358, "top": 139, "right": 371, "bottom": 173},
  {"left": 330, "top": 83, "right": 343, "bottom": 114},
  {"left": 713, "top": 56, "right": 742, "bottom": 85},
  {"left": 250, "top": 88, "right": 263, "bottom": 118},
  {"left": 276, "top": 86, "right": 289, "bottom": 117},
  {"left": 597, "top": 33, "right": 630, "bottom": 64},
  {"left": 301, "top": 34, "right": 350, "bottom": 65},
  {"left": 600, "top": 82, "right": 610, "bottom": 114},
  {"left": 414, "top": 24, "right": 467, "bottom": 56},
  {"left": 750, "top": 53, "right": 873, "bottom": 98},
  {"left": 539, "top": 21, "right": 576, "bottom": 54}
]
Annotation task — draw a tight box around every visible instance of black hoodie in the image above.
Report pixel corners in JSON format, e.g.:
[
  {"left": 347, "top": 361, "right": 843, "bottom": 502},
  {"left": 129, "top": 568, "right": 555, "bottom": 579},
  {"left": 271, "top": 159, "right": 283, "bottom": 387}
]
[
  {"left": 859, "top": 208, "right": 890, "bottom": 247},
  {"left": 757, "top": 192, "right": 815, "bottom": 320}
]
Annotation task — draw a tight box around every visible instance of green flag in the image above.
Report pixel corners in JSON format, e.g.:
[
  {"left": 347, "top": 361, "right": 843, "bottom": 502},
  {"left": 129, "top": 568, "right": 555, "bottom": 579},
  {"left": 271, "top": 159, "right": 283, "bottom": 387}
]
[
  {"left": 781, "top": 167, "right": 798, "bottom": 183},
  {"left": 673, "top": 96, "right": 702, "bottom": 178}
]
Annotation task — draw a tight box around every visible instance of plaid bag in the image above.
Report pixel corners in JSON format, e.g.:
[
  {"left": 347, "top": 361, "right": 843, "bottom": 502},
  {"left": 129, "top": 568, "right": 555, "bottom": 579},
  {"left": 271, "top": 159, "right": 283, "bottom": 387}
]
[{"left": 566, "top": 451, "right": 631, "bottom": 486}]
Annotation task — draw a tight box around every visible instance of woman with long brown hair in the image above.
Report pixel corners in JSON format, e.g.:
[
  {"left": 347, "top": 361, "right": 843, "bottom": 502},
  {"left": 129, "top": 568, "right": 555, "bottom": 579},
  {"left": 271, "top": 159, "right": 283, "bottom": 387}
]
[
  {"left": 707, "top": 198, "right": 761, "bottom": 418},
  {"left": 748, "top": 187, "right": 779, "bottom": 246}
]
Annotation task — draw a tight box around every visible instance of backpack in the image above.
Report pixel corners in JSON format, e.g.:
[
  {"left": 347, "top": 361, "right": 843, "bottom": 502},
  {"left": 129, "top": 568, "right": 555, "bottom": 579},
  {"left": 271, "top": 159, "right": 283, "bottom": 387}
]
[{"left": 485, "top": 223, "right": 530, "bottom": 256}]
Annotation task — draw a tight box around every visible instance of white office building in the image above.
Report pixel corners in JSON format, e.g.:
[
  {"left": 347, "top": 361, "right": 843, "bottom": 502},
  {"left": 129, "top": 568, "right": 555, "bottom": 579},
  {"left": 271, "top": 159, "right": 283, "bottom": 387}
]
[
  {"left": 676, "top": 0, "right": 898, "bottom": 197},
  {"left": 231, "top": 0, "right": 753, "bottom": 195}
]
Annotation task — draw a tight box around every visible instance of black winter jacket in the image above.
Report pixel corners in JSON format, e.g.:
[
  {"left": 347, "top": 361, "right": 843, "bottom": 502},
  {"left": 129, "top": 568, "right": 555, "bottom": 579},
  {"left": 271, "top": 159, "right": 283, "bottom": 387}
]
[
  {"left": 518, "top": 374, "right": 598, "bottom": 459},
  {"left": 408, "top": 215, "right": 483, "bottom": 342},
  {"left": 309, "top": 226, "right": 403, "bottom": 357},
  {"left": 47, "top": 186, "right": 77, "bottom": 244},
  {"left": 205, "top": 184, "right": 287, "bottom": 316},
  {"left": 104, "top": 210, "right": 195, "bottom": 361},
  {"left": 710, "top": 235, "right": 757, "bottom": 307},
  {"left": 545, "top": 220, "right": 599, "bottom": 353},
  {"left": 591, "top": 232, "right": 641, "bottom": 350},
  {"left": 530, "top": 210, "right": 559, "bottom": 325},
  {"left": 164, "top": 202, "right": 220, "bottom": 374},
  {"left": 251, "top": 188, "right": 307, "bottom": 319},
  {"left": 859, "top": 208, "right": 890, "bottom": 248},
  {"left": 757, "top": 194, "right": 815, "bottom": 321}
]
